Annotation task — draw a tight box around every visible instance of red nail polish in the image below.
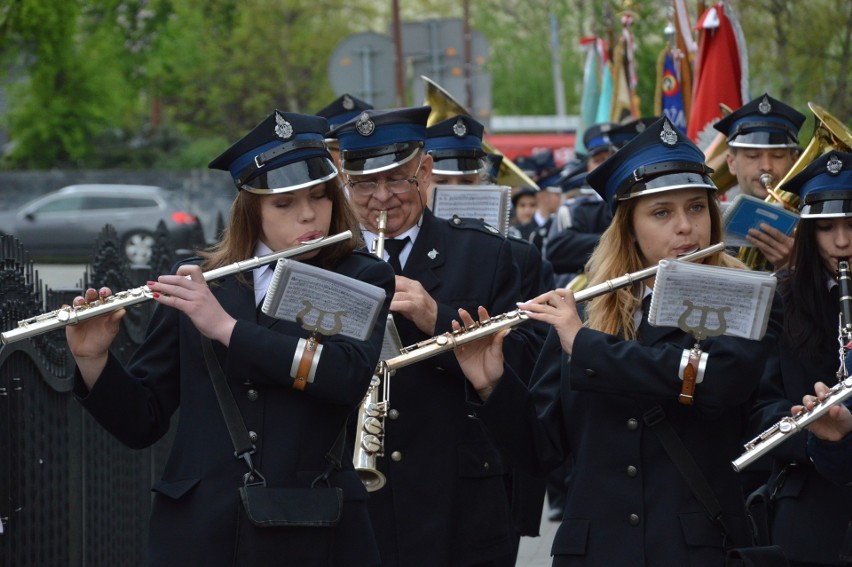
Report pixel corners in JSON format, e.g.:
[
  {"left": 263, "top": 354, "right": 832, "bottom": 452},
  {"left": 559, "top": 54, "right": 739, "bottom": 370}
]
[{"left": 153, "top": 292, "right": 160, "bottom": 299}]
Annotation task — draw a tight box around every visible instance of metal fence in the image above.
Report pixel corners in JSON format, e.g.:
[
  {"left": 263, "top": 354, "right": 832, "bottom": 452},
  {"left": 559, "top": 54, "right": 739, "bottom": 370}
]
[{"left": 0, "top": 224, "right": 183, "bottom": 567}]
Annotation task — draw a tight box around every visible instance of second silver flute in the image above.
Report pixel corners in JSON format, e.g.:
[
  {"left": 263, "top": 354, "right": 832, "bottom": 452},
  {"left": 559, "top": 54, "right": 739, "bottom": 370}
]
[
  {"left": 1, "top": 231, "right": 352, "bottom": 345},
  {"left": 732, "top": 259, "right": 852, "bottom": 472},
  {"left": 380, "top": 242, "right": 725, "bottom": 374}
]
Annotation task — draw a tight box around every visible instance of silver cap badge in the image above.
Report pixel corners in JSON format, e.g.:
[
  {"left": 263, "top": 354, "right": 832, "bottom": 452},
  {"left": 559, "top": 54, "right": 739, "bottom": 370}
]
[
  {"left": 274, "top": 113, "right": 293, "bottom": 140},
  {"left": 355, "top": 112, "right": 375, "bottom": 136},
  {"left": 758, "top": 95, "right": 772, "bottom": 114},
  {"left": 452, "top": 117, "right": 467, "bottom": 138},
  {"left": 660, "top": 119, "right": 678, "bottom": 146},
  {"left": 827, "top": 154, "right": 843, "bottom": 175},
  {"left": 342, "top": 94, "right": 354, "bottom": 111}
]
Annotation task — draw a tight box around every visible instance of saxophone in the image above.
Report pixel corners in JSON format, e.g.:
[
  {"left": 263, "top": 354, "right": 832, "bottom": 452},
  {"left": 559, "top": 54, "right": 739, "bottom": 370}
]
[
  {"left": 353, "top": 211, "right": 390, "bottom": 491},
  {"left": 732, "top": 260, "right": 852, "bottom": 471}
]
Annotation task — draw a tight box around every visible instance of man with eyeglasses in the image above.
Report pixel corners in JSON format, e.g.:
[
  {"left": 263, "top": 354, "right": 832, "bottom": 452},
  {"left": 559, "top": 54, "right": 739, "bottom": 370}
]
[{"left": 333, "top": 106, "right": 534, "bottom": 567}]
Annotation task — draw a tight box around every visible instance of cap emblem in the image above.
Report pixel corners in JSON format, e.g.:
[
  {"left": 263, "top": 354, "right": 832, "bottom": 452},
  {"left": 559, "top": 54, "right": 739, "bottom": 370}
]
[
  {"left": 452, "top": 117, "right": 467, "bottom": 138},
  {"left": 827, "top": 154, "right": 843, "bottom": 175},
  {"left": 355, "top": 112, "right": 375, "bottom": 136},
  {"left": 635, "top": 121, "right": 646, "bottom": 133},
  {"left": 342, "top": 94, "right": 355, "bottom": 111},
  {"left": 274, "top": 113, "right": 294, "bottom": 140},
  {"left": 660, "top": 119, "right": 678, "bottom": 146},
  {"left": 758, "top": 95, "right": 772, "bottom": 114}
]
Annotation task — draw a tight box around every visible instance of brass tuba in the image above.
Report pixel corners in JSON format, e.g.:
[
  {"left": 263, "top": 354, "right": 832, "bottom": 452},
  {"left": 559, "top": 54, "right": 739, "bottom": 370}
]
[
  {"left": 422, "top": 75, "right": 540, "bottom": 190},
  {"left": 352, "top": 211, "right": 390, "bottom": 491},
  {"left": 775, "top": 102, "right": 852, "bottom": 192}
]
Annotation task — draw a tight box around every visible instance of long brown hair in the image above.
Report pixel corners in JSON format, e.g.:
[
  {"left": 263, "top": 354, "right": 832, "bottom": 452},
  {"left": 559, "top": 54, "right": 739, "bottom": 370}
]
[
  {"left": 198, "top": 179, "right": 362, "bottom": 284},
  {"left": 584, "top": 191, "right": 744, "bottom": 338},
  {"left": 779, "top": 219, "right": 833, "bottom": 358}
]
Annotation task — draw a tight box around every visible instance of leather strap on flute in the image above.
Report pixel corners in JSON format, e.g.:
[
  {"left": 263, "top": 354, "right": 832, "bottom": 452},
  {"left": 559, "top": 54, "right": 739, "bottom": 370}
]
[
  {"left": 678, "top": 346, "right": 707, "bottom": 405},
  {"left": 291, "top": 335, "right": 322, "bottom": 391}
]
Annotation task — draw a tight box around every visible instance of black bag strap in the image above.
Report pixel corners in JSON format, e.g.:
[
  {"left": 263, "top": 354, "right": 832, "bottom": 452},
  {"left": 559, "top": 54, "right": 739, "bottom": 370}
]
[
  {"left": 642, "top": 404, "right": 738, "bottom": 546},
  {"left": 200, "top": 336, "right": 347, "bottom": 486}
]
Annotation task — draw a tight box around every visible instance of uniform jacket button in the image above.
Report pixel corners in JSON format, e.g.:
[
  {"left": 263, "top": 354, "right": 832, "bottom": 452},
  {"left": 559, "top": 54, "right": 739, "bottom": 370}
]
[
  {"left": 626, "top": 465, "right": 638, "bottom": 478},
  {"left": 246, "top": 388, "right": 259, "bottom": 401},
  {"left": 584, "top": 368, "right": 596, "bottom": 377},
  {"left": 628, "top": 514, "right": 640, "bottom": 526},
  {"left": 388, "top": 409, "right": 400, "bottom": 420},
  {"left": 626, "top": 418, "right": 639, "bottom": 430},
  {"left": 249, "top": 431, "right": 258, "bottom": 443},
  {"left": 391, "top": 451, "right": 402, "bottom": 462}
]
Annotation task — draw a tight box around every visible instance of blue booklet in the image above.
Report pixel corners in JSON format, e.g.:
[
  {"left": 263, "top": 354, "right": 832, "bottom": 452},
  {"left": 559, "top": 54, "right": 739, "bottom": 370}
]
[{"left": 722, "top": 194, "right": 799, "bottom": 247}]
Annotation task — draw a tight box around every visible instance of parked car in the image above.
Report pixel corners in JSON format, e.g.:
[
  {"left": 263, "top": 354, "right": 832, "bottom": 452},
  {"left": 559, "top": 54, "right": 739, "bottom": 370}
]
[{"left": 0, "top": 184, "right": 202, "bottom": 264}]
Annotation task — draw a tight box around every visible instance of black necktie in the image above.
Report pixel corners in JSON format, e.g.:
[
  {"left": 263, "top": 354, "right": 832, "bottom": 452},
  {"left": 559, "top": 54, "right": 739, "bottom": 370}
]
[
  {"left": 638, "top": 294, "right": 652, "bottom": 339},
  {"left": 383, "top": 237, "right": 409, "bottom": 274}
]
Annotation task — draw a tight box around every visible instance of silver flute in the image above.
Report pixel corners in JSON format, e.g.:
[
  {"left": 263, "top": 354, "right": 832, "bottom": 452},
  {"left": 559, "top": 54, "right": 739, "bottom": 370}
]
[
  {"left": 380, "top": 242, "right": 725, "bottom": 375},
  {"left": 732, "top": 260, "right": 852, "bottom": 472},
  {"left": 0, "top": 230, "right": 352, "bottom": 345}
]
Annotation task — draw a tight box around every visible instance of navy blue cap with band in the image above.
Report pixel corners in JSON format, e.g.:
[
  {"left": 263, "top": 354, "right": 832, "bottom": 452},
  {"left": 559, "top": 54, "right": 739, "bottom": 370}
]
[
  {"left": 425, "top": 115, "right": 487, "bottom": 176},
  {"left": 209, "top": 111, "right": 337, "bottom": 194},
  {"left": 587, "top": 117, "right": 716, "bottom": 213},
  {"left": 316, "top": 93, "right": 374, "bottom": 133},
  {"left": 333, "top": 107, "right": 431, "bottom": 176},
  {"left": 782, "top": 151, "right": 852, "bottom": 218},
  {"left": 713, "top": 93, "right": 806, "bottom": 149}
]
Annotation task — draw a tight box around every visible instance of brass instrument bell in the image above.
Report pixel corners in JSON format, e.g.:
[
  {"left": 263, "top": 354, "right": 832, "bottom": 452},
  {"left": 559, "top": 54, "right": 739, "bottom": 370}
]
[{"left": 422, "top": 75, "right": 540, "bottom": 190}]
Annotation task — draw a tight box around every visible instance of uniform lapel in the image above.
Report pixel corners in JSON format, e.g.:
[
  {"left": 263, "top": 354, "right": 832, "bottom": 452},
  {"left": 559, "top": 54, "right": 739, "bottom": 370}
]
[{"left": 402, "top": 209, "right": 445, "bottom": 292}]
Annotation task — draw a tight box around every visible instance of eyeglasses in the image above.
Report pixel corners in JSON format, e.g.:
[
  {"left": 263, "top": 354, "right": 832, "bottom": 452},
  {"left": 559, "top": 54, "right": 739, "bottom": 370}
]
[
  {"left": 346, "top": 158, "right": 423, "bottom": 198},
  {"left": 347, "top": 176, "right": 418, "bottom": 197}
]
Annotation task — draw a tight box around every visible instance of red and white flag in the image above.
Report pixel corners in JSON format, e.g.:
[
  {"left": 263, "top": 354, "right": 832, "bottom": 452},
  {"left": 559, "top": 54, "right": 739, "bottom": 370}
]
[{"left": 687, "top": 0, "right": 749, "bottom": 150}]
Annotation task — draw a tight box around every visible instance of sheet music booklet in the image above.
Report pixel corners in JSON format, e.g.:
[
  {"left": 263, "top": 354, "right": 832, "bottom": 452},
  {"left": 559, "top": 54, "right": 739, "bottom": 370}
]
[
  {"left": 722, "top": 193, "right": 799, "bottom": 247},
  {"left": 262, "top": 259, "right": 386, "bottom": 342},
  {"left": 648, "top": 259, "right": 776, "bottom": 341},
  {"left": 430, "top": 184, "right": 511, "bottom": 235}
]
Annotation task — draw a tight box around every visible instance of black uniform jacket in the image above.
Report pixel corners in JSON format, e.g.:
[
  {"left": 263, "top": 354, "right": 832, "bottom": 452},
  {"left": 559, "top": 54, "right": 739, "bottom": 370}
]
[
  {"left": 74, "top": 251, "right": 394, "bottom": 567},
  {"left": 469, "top": 295, "right": 783, "bottom": 567},
  {"left": 545, "top": 198, "right": 611, "bottom": 281},
  {"left": 369, "top": 209, "right": 533, "bottom": 567},
  {"left": 749, "top": 281, "right": 852, "bottom": 565}
]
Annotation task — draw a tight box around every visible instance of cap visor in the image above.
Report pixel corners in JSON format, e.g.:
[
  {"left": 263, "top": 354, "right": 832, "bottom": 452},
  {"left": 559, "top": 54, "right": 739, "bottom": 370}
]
[
  {"left": 241, "top": 156, "right": 338, "bottom": 194},
  {"left": 342, "top": 144, "right": 422, "bottom": 176},
  {"left": 620, "top": 172, "right": 716, "bottom": 201}
]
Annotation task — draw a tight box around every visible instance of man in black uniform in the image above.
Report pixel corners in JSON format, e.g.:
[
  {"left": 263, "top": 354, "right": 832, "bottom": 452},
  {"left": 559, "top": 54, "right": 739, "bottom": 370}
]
[
  {"left": 713, "top": 93, "right": 806, "bottom": 270},
  {"left": 333, "top": 107, "right": 538, "bottom": 567}
]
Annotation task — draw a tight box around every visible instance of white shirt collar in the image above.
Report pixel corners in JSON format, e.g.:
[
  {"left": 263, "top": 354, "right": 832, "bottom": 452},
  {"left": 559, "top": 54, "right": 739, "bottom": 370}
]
[
  {"left": 362, "top": 216, "right": 422, "bottom": 269},
  {"left": 252, "top": 241, "right": 275, "bottom": 306}
]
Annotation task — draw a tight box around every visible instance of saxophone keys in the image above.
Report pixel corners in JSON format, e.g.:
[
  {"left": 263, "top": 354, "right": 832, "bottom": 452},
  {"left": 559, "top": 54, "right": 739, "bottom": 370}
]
[
  {"left": 361, "top": 434, "right": 383, "bottom": 453},
  {"left": 363, "top": 416, "right": 383, "bottom": 435}
]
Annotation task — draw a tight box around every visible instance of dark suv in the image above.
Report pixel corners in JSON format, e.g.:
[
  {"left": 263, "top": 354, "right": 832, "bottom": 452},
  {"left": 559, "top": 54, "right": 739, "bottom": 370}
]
[{"left": 0, "top": 184, "right": 202, "bottom": 264}]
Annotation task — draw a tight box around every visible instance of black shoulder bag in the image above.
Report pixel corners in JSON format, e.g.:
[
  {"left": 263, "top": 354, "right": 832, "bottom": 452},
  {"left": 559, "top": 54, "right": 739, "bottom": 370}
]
[
  {"left": 202, "top": 337, "right": 343, "bottom": 527},
  {"left": 643, "top": 405, "right": 789, "bottom": 567}
]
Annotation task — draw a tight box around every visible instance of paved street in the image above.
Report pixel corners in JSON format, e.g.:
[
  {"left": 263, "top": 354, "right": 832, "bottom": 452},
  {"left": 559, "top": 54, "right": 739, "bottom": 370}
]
[{"left": 517, "top": 505, "right": 557, "bottom": 566}]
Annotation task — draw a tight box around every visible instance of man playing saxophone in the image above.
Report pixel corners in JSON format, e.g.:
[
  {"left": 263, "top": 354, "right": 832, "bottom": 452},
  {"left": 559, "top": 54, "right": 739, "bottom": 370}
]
[
  {"left": 331, "top": 106, "right": 539, "bottom": 567},
  {"left": 714, "top": 93, "right": 806, "bottom": 270}
]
